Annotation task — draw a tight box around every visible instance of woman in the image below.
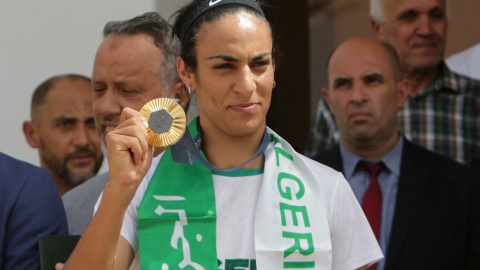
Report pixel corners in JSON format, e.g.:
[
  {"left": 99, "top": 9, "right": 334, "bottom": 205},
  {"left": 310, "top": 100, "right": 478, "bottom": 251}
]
[{"left": 63, "top": 1, "right": 381, "bottom": 269}]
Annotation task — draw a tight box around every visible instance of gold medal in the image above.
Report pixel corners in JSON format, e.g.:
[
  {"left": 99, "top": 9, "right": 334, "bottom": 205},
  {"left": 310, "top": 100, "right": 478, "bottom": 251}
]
[{"left": 139, "top": 98, "right": 187, "bottom": 147}]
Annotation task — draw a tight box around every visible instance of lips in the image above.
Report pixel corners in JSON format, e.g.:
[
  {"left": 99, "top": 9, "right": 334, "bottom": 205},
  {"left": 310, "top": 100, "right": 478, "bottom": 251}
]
[
  {"left": 349, "top": 110, "right": 371, "bottom": 122},
  {"left": 229, "top": 103, "right": 259, "bottom": 113},
  {"left": 66, "top": 149, "right": 98, "bottom": 167},
  {"left": 69, "top": 154, "right": 94, "bottom": 164},
  {"left": 410, "top": 40, "right": 439, "bottom": 49}
]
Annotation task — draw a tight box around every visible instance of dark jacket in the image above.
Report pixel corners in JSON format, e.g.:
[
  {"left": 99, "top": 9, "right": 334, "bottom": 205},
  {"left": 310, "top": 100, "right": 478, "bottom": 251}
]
[
  {"left": 0, "top": 152, "right": 68, "bottom": 270},
  {"left": 314, "top": 139, "right": 480, "bottom": 270}
]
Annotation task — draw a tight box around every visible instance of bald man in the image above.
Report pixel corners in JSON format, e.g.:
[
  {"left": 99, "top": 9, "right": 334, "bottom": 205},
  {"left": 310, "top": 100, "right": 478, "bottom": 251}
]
[
  {"left": 307, "top": 0, "right": 480, "bottom": 170},
  {"left": 315, "top": 36, "right": 480, "bottom": 270},
  {"left": 23, "top": 74, "right": 104, "bottom": 195}
]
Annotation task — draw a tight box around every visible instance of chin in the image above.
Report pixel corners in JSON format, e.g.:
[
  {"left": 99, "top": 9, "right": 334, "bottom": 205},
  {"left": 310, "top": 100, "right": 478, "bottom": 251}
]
[
  {"left": 410, "top": 56, "right": 442, "bottom": 70},
  {"left": 69, "top": 172, "right": 94, "bottom": 186},
  {"left": 229, "top": 119, "right": 265, "bottom": 137}
]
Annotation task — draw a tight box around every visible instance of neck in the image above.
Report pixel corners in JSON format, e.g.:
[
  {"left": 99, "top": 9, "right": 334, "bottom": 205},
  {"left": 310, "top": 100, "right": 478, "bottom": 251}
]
[
  {"left": 153, "top": 147, "right": 166, "bottom": 157},
  {"left": 201, "top": 126, "right": 266, "bottom": 170},
  {"left": 403, "top": 65, "right": 439, "bottom": 96},
  {"left": 53, "top": 175, "right": 75, "bottom": 196},
  {"left": 343, "top": 131, "right": 400, "bottom": 162}
]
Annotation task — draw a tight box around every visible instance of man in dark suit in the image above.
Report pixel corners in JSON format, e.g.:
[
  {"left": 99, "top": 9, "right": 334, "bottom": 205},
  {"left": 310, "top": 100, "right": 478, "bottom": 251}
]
[
  {"left": 0, "top": 151, "right": 68, "bottom": 269},
  {"left": 314, "top": 36, "right": 480, "bottom": 270}
]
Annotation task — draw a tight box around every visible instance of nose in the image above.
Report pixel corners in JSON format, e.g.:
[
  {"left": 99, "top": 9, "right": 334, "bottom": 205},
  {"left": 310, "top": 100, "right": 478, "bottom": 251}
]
[
  {"left": 233, "top": 66, "right": 256, "bottom": 97},
  {"left": 416, "top": 15, "right": 434, "bottom": 36},
  {"left": 93, "top": 89, "right": 122, "bottom": 120},
  {"left": 349, "top": 83, "right": 368, "bottom": 105},
  {"left": 73, "top": 124, "right": 90, "bottom": 148}
]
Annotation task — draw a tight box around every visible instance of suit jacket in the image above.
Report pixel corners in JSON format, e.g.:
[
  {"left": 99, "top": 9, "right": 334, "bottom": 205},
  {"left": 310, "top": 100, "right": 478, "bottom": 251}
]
[
  {"left": 0, "top": 152, "right": 68, "bottom": 270},
  {"left": 62, "top": 171, "right": 109, "bottom": 235},
  {"left": 314, "top": 139, "right": 480, "bottom": 270}
]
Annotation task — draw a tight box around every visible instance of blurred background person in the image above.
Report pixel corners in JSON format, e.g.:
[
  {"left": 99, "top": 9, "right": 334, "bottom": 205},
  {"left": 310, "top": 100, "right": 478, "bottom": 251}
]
[
  {"left": 315, "top": 36, "right": 480, "bottom": 270},
  {"left": 446, "top": 42, "right": 480, "bottom": 80},
  {"left": 23, "top": 74, "right": 104, "bottom": 195},
  {"left": 0, "top": 151, "right": 68, "bottom": 269},
  {"left": 307, "top": 0, "right": 480, "bottom": 169}
]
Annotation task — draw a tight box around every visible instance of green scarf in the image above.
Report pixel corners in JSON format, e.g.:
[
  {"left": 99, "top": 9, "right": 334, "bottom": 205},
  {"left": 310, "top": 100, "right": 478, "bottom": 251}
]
[
  {"left": 138, "top": 119, "right": 217, "bottom": 269},
  {"left": 138, "top": 118, "right": 332, "bottom": 269}
]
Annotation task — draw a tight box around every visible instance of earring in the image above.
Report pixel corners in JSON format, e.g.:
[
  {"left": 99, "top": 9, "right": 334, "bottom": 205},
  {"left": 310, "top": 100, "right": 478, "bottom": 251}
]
[
  {"left": 273, "top": 81, "right": 276, "bottom": 89},
  {"left": 188, "top": 86, "right": 192, "bottom": 94}
]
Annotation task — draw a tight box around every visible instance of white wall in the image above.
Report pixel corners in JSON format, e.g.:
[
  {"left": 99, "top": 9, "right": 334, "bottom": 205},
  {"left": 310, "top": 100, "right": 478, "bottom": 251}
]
[{"left": 0, "top": 0, "right": 189, "bottom": 172}]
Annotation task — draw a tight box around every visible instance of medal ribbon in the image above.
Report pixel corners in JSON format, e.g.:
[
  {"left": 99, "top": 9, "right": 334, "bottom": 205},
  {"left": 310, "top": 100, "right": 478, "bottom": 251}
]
[
  {"left": 170, "top": 119, "right": 270, "bottom": 172},
  {"left": 138, "top": 118, "right": 332, "bottom": 269}
]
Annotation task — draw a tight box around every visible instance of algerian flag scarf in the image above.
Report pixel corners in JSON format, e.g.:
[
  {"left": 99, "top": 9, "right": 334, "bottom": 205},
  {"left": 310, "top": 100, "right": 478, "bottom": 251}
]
[{"left": 138, "top": 118, "right": 332, "bottom": 269}]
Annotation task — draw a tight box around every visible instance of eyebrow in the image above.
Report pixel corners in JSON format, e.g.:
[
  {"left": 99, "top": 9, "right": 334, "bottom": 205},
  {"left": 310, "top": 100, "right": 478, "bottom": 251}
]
[
  {"left": 207, "top": 52, "right": 272, "bottom": 62},
  {"left": 429, "top": 6, "right": 446, "bottom": 14},
  {"left": 363, "top": 73, "right": 385, "bottom": 81},
  {"left": 332, "top": 77, "right": 352, "bottom": 87},
  {"left": 398, "top": 5, "right": 444, "bottom": 17},
  {"left": 54, "top": 116, "right": 77, "bottom": 124},
  {"left": 398, "top": 8, "right": 417, "bottom": 17}
]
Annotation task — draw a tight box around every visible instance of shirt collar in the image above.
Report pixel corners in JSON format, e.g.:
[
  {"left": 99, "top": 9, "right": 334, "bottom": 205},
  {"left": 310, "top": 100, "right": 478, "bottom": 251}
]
[
  {"left": 339, "top": 135, "right": 404, "bottom": 179},
  {"left": 418, "top": 61, "right": 463, "bottom": 96}
]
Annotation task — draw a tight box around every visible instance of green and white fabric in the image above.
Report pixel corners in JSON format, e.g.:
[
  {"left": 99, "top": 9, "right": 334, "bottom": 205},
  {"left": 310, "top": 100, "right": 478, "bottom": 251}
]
[
  {"left": 136, "top": 117, "right": 332, "bottom": 269},
  {"left": 102, "top": 126, "right": 382, "bottom": 269}
]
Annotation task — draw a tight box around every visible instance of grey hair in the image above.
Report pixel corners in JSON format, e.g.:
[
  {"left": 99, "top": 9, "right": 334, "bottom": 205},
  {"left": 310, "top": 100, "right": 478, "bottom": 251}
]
[
  {"left": 103, "top": 12, "right": 180, "bottom": 93},
  {"left": 370, "top": 0, "right": 449, "bottom": 23}
]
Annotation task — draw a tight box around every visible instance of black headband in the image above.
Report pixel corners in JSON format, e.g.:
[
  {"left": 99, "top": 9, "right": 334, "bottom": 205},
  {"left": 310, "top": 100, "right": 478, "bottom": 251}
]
[{"left": 178, "top": 0, "right": 265, "bottom": 42}]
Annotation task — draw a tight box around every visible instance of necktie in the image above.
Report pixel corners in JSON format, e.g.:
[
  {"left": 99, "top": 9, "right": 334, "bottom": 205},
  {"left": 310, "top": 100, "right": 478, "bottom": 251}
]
[
  {"left": 357, "top": 161, "right": 385, "bottom": 270},
  {"left": 357, "top": 161, "right": 385, "bottom": 238}
]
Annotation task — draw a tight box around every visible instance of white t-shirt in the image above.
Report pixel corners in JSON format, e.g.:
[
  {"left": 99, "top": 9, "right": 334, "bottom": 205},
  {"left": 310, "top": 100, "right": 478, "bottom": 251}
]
[
  {"left": 446, "top": 42, "right": 480, "bottom": 81},
  {"left": 97, "top": 153, "right": 382, "bottom": 269}
]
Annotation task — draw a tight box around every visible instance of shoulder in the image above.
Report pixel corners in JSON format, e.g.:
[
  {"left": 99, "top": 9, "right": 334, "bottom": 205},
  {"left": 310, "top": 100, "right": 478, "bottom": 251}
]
[
  {"left": 63, "top": 172, "right": 110, "bottom": 203},
  {"left": 446, "top": 43, "right": 480, "bottom": 80},
  {"left": 62, "top": 172, "right": 110, "bottom": 235},
  {"left": 0, "top": 153, "right": 67, "bottom": 268},
  {"left": 0, "top": 153, "right": 67, "bottom": 228},
  {"left": 300, "top": 155, "right": 352, "bottom": 214},
  {"left": 301, "top": 154, "right": 350, "bottom": 196},
  {"left": 446, "top": 66, "right": 480, "bottom": 94},
  {"left": 312, "top": 146, "right": 341, "bottom": 169},
  {"left": 0, "top": 152, "right": 50, "bottom": 181},
  {"left": 403, "top": 140, "right": 480, "bottom": 180},
  {"left": 0, "top": 152, "right": 55, "bottom": 196},
  {"left": 302, "top": 155, "right": 342, "bottom": 179}
]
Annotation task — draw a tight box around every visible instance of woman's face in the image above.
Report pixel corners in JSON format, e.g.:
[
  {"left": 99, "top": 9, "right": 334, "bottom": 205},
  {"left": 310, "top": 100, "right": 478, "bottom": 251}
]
[{"left": 183, "top": 11, "right": 274, "bottom": 139}]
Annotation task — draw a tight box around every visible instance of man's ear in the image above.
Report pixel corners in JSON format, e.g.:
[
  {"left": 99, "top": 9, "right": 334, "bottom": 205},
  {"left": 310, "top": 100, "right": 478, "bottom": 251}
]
[
  {"left": 168, "top": 81, "right": 190, "bottom": 109},
  {"left": 396, "top": 79, "right": 411, "bottom": 108},
  {"left": 321, "top": 87, "right": 334, "bottom": 115},
  {"left": 23, "top": 121, "right": 40, "bottom": 148},
  {"left": 371, "top": 19, "right": 383, "bottom": 39}
]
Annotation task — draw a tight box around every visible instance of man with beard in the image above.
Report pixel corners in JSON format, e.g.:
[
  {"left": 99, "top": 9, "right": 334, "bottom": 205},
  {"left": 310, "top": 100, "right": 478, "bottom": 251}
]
[
  {"left": 23, "top": 74, "right": 104, "bottom": 195},
  {"left": 307, "top": 0, "right": 480, "bottom": 169}
]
